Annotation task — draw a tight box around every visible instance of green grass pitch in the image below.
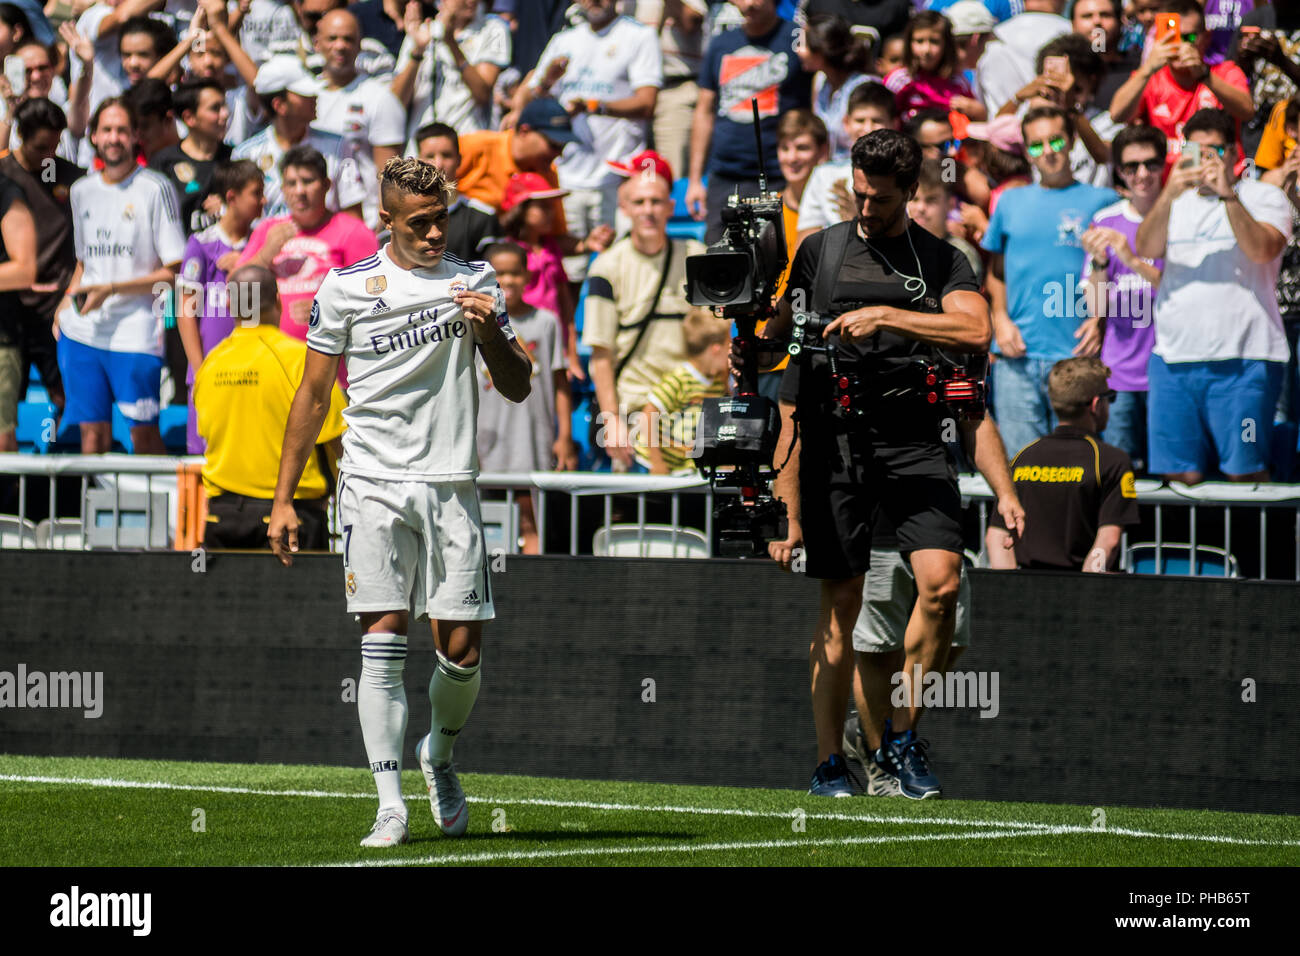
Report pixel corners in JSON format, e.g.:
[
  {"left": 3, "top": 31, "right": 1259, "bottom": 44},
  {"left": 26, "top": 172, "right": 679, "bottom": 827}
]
[{"left": 2, "top": 754, "right": 1297, "bottom": 866}]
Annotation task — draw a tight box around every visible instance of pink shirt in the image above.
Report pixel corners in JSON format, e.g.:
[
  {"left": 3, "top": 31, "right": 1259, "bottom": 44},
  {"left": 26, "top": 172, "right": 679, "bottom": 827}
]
[
  {"left": 885, "top": 67, "right": 974, "bottom": 121},
  {"left": 513, "top": 236, "right": 569, "bottom": 336},
  {"left": 238, "top": 211, "right": 379, "bottom": 340}
]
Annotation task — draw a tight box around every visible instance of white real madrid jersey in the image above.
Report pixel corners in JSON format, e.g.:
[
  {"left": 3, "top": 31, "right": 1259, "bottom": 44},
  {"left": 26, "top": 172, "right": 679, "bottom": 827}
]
[
  {"left": 64, "top": 167, "right": 187, "bottom": 356},
  {"left": 307, "top": 244, "right": 514, "bottom": 482}
]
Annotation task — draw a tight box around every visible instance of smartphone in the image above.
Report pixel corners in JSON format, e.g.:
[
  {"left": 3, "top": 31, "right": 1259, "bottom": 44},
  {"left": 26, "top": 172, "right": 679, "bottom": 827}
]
[
  {"left": 1155, "top": 12, "right": 1181, "bottom": 45},
  {"left": 3, "top": 55, "right": 23, "bottom": 98},
  {"left": 1043, "top": 55, "right": 1070, "bottom": 85},
  {"left": 1181, "top": 140, "right": 1201, "bottom": 169},
  {"left": 1239, "top": 26, "right": 1261, "bottom": 36}
]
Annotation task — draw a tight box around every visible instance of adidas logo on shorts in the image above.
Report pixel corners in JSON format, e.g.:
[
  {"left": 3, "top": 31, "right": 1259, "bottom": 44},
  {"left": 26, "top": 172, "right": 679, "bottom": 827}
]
[
  {"left": 371, "top": 297, "right": 389, "bottom": 314},
  {"left": 462, "top": 590, "right": 480, "bottom": 607}
]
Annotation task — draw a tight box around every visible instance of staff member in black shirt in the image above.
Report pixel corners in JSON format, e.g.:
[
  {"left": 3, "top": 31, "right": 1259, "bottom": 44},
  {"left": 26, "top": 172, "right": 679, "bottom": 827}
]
[
  {"left": 765, "top": 129, "right": 992, "bottom": 800},
  {"left": 986, "top": 357, "right": 1140, "bottom": 571}
]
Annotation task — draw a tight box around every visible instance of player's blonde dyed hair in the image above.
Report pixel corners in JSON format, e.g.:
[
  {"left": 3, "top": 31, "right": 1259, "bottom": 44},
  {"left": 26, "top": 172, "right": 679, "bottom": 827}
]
[{"left": 380, "top": 156, "right": 455, "bottom": 209}]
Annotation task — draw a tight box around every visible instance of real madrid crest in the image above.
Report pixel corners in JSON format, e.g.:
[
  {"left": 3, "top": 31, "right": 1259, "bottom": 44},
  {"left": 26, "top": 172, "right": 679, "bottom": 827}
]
[
  {"left": 121, "top": 203, "right": 135, "bottom": 221},
  {"left": 173, "top": 161, "right": 195, "bottom": 183},
  {"left": 449, "top": 280, "right": 467, "bottom": 296},
  {"left": 258, "top": 153, "right": 274, "bottom": 172},
  {"left": 345, "top": 572, "right": 357, "bottom": 596},
  {"left": 366, "top": 275, "right": 387, "bottom": 294}
]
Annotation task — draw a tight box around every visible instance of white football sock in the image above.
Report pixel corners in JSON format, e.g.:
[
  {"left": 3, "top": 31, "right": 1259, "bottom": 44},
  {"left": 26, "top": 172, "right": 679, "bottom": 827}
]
[
  {"left": 359, "top": 632, "right": 408, "bottom": 814},
  {"left": 427, "top": 650, "right": 481, "bottom": 765}
]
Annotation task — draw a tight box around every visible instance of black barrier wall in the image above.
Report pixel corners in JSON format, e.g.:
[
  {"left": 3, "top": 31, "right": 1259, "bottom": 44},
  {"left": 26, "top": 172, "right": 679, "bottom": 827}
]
[{"left": 2, "top": 552, "right": 1298, "bottom": 814}]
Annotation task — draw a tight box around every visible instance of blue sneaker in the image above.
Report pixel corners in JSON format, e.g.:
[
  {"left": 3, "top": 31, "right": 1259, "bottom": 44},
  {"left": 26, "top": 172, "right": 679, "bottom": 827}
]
[
  {"left": 883, "top": 727, "right": 941, "bottom": 800},
  {"left": 808, "top": 753, "right": 856, "bottom": 797}
]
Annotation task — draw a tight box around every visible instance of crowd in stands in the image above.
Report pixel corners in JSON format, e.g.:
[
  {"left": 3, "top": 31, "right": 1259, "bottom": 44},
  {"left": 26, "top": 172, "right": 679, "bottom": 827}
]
[{"left": 0, "top": 0, "right": 1298, "bottom": 549}]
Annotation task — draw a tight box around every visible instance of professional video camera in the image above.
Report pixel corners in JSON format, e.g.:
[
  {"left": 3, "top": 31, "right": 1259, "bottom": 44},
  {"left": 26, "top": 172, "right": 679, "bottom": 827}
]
[{"left": 684, "top": 100, "right": 788, "bottom": 558}]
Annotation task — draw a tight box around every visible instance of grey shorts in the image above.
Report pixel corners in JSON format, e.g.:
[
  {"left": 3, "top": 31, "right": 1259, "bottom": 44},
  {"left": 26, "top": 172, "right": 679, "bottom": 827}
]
[
  {"left": 851, "top": 549, "right": 971, "bottom": 653},
  {"left": 0, "top": 346, "right": 22, "bottom": 433}
]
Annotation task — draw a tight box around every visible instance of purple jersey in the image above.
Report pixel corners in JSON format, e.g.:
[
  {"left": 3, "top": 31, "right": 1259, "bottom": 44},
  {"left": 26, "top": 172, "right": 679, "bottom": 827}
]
[
  {"left": 1084, "top": 201, "right": 1162, "bottom": 393},
  {"left": 180, "top": 224, "right": 247, "bottom": 453}
]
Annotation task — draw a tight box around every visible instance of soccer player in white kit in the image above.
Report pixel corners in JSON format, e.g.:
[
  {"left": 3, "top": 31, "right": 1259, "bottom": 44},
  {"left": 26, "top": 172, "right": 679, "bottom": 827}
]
[{"left": 268, "top": 157, "right": 533, "bottom": 848}]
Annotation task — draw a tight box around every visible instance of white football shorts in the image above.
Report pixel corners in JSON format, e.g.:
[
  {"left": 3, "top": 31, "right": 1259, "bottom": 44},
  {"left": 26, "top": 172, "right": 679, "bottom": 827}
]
[{"left": 337, "top": 474, "right": 495, "bottom": 621}]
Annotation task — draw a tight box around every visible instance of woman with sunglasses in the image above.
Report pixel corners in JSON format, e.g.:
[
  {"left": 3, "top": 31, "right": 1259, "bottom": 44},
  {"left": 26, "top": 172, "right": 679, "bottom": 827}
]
[{"left": 1077, "top": 125, "right": 1167, "bottom": 474}]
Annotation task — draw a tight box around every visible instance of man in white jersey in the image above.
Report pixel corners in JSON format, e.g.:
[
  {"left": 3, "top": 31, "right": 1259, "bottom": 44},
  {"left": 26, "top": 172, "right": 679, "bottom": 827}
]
[
  {"left": 310, "top": 9, "right": 406, "bottom": 230},
  {"left": 233, "top": 55, "right": 365, "bottom": 221},
  {"left": 57, "top": 96, "right": 186, "bottom": 454},
  {"left": 269, "top": 157, "right": 532, "bottom": 848},
  {"left": 518, "top": 0, "right": 662, "bottom": 234}
]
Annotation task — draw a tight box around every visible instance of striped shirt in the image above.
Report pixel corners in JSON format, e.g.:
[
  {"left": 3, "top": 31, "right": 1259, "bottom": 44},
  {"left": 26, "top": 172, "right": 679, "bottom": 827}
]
[{"left": 633, "top": 362, "right": 727, "bottom": 472}]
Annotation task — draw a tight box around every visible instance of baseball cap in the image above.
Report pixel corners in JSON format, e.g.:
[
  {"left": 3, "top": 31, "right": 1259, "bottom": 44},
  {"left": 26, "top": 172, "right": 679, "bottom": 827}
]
[
  {"left": 517, "top": 97, "right": 581, "bottom": 146},
  {"left": 944, "top": 0, "right": 997, "bottom": 37},
  {"left": 254, "top": 56, "right": 321, "bottom": 97},
  {"left": 964, "top": 114, "right": 1025, "bottom": 154},
  {"left": 502, "top": 172, "right": 569, "bottom": 212},
  {"left": 607, "top": 149, "right": 674, "bottom": 184}
]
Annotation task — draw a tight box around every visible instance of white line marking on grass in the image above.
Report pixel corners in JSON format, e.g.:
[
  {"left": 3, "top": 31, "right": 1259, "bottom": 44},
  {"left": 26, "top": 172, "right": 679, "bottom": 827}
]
[
  {"left": 329, "top": 828, "right": 1066, "bottom": 867},
  {"left": 6, "top": 774, "right": 1299, "bottom": 850}
]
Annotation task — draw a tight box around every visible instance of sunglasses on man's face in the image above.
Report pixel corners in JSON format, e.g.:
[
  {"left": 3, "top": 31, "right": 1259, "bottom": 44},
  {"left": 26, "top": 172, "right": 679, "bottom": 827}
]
[
  {"left": 1119, "top": 158, "right": 1163, "bottom": 176},
  {"left": 1181, "top": 31, "right": 1199, "bottom": 43},
  {"left": 1026, "top": 135, "right": 1068, "bottom": 158}
]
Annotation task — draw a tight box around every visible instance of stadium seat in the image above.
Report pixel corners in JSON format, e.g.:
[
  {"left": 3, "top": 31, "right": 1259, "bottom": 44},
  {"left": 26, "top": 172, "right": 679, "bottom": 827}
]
[
  {"left": 481, "top": 499, "right": 520, "bottom": 555},
  {"left": 592, "top": 523, "right": 709, "bottom": 558},
  {"left": 15, "top": 401, "right": 57, "bottom": 453},
  {"left": 1126, "top": 543, "right": 1240, "bottom": 577},
  {"left": 668, "top": 176, "right": 707, "bottom": 242},
  {"left": 35, "top": 518, "right": 86, "bottom": 550},
  {"left": 0, "top": 515, "right": 38, "bottom": 548},
  {"left": 160, "top": 406, "right": 188, "bottom": 454}
]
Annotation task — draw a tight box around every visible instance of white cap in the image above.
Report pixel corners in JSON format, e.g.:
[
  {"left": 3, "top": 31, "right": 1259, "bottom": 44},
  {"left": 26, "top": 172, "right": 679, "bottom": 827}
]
[
  {"left": 945, "top": 1, "right": 998, "bottom": 36},
  {"left": 253, "top": 56, "right": 320, "bottom": 97}
]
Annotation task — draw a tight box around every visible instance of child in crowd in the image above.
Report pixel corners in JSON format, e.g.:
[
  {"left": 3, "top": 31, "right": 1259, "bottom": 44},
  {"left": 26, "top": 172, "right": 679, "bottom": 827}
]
[
  {"left": 885, "top": 10, "right": 986, "bottom": 122},
  {"left": 176, "top": 158, "right": 265, "bottom": 454},
  {"left": 796, "top": 81, "right": 899, "bottom": 243},
  {"left": 500, "top": 171, "right": 611, "bottom": 380},
  {"left": 634, "top": 308, "right": 731, "bottom": 475},
  {"left": 476, "top": 243, "right": 576, "bottom": 553},
  {"left": 796, "top": 13, "right": 878, "bottom": 160},
  {"left": 876, "top": 33, "right": 906, "bottom": 77},
  {"left": 907, "top": 158, "right": 984, "bottom": 285}
]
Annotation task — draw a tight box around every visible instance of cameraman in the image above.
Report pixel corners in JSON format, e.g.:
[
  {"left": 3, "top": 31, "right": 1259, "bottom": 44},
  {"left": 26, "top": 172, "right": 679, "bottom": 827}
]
[{"left": 766, "top": 129, "right": 991, "bottom": 799}]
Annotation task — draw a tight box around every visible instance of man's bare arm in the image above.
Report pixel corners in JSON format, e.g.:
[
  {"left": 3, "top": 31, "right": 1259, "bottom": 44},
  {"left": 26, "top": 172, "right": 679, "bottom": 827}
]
[
  {"left": 478, "top": 332, "right": 533, "bottom": 404},
  {"left": 1082, "top": 524, "right": 1123, "bottom": 572}
]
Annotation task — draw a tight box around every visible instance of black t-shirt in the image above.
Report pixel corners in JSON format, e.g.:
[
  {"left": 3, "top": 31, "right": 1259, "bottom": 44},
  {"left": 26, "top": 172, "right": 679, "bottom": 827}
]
[
  {"left": 804, "top": 0, "right": 911, "bottom": 43},
  {"left": 348, "top": 0, "right": 405, "bottom": 58},
  {"left": 778, "top": 220, "right": 980, "bottom": 476},
  {"left": 445, "top": 197, "right": 501, "bottom": 263},
  {"left": 149, "top": 141, "right": 234, "bottom": 237},
  {"left": 989, "top": 424, "right": 1140, "bottom": 570},
  {"left": 0, "top": 172, "right": 29, "bottom": 345},
  {"left": 0, "top": 154, "right": 83, "bottom": 320}
]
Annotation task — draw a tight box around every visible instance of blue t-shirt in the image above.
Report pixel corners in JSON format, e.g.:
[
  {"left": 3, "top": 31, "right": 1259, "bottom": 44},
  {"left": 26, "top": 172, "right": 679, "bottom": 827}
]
[
  {"left": 981, "top": 181, "right": 1119, "bottom": 360},
  {"left": 924, "top": 0, "right": 1022, "bottom": 22},
  {"left": 698, "top": 20, "right": 812, "bottom": 181}
]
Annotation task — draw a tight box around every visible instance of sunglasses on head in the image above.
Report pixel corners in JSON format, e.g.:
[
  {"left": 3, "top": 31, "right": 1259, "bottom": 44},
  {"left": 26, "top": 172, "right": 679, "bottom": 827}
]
[
  {"left": 1026, "top": 135, "right": 1068, "bottom": 158},
  {"left": 1119, "top": 158, "right": 1163, "bottom": 176}
]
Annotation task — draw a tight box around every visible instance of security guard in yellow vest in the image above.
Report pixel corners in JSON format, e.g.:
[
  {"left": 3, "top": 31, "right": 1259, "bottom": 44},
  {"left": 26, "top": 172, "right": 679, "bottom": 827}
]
[
  {"left": 195, "top": 265, "right": 346, "bottom": 549},
  {"left": 986, "top": 357, "right": 1139, "bottom": 571}
]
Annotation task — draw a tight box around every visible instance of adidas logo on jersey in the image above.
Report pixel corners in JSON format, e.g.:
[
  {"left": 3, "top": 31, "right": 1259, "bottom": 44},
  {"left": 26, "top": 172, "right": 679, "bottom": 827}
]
[
  {"left": 371, "top": 297, "right": 389, "bottom": 314},
  {"left": 462, "top": 590, "right": 480, "bottom": 607}
]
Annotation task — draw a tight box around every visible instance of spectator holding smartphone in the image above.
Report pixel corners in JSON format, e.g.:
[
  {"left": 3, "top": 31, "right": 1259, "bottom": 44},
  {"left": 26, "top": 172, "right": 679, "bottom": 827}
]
[
  {"left": 1110, "top": 0, "right": 1253, "bottom": 168},
  {"left": 1135, "top": 107, "right": 1291, "bottom": 483}
]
